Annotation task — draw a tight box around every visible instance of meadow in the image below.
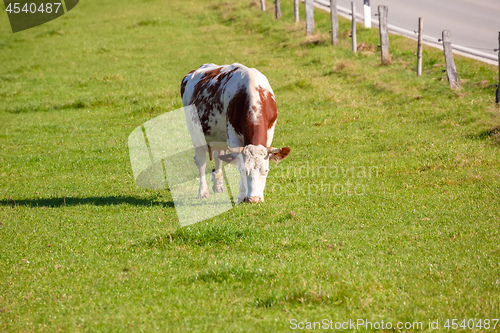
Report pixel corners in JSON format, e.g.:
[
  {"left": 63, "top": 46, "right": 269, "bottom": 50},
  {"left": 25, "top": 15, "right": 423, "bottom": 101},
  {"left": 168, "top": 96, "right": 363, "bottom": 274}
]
[{"left": 1, "top": 0, "right": 499, "bottom": 331}]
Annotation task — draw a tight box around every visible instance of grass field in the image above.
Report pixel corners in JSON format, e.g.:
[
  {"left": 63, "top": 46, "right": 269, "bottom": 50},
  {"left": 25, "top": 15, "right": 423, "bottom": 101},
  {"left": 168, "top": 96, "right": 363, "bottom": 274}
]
[{"left": 1, "top": 0, "right": 499, "bottom": 331}]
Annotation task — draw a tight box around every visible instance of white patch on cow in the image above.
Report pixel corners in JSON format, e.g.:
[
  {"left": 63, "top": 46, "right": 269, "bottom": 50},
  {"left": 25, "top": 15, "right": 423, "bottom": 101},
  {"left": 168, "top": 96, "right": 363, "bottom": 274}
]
[
  {"left": 248, "top": 70, "right": 275, "bottom": 126},
  {"left": 231, "top": 144, "right": 269, "bottom": 203},
  {"left": 242, "top": 145, "right": 268, "bottom": 176},
  {"left": 247, "top": 75, "right": 261, "bottom": 125},
  {"left": 266, "top": 122, "right": 276, "bottom": 148},
  {"left": 226, "top": 123, "right": 243, "bottom": 148}
]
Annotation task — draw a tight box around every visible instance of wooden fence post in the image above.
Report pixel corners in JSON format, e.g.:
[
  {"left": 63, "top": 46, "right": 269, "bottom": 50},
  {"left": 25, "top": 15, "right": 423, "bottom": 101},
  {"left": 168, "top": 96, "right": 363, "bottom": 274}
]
[
  {"left": 351, "top": 2, "right": 357, "bottom": 53},
  {"left": 260, "top": 0, "right": 265, "bottom": 11},
  {"left": 330, "top": 0, "right": 338, "bottom": 45},
  {"left": 378, "top": 6, "right": 390, "bottom": 65},
  {"left": 363, "top": 0, "right": 371, "bottom": 29},
  {"left": 441, "top": 30, "right": 459, "bottom": 89},
  {"left": 305, "top": 0, "right": 314, "bottom": 35},
  {"left": 496, "top": 32, "right": 500, "bottom": 103},
  {"left": 417, "top": 17, "right": 423, "bottom": 77},
  {"left": 275, "top": 0, "right": 281, "bottom": 19},
  {"left": 294, "top": 0, "right": 299, "bottom": 23}
]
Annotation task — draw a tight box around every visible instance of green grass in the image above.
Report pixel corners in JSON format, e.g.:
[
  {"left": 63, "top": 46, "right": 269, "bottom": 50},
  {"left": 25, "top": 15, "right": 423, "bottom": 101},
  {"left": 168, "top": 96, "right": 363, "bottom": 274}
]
[{"left": 1, "top": 0, "right": 499, "bottom": 331}]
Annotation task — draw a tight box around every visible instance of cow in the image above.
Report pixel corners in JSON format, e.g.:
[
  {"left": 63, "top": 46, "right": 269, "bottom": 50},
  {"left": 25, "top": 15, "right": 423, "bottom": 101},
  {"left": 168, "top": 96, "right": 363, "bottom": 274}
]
[{"left": 180, "top": 63, "right": 290, "bottom": 204}]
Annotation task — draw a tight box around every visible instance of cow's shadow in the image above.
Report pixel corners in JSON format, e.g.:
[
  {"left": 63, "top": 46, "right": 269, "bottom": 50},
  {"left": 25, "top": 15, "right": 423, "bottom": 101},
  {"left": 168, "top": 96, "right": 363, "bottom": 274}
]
[{"left": 0, "top": 196, "right": 174, "bottom": 208}]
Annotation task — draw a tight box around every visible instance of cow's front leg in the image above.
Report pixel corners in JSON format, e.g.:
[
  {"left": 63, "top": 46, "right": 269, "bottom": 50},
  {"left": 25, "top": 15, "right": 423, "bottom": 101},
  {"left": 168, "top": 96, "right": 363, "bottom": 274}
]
[
  {"left": 194, "top": 146, "right": 209, "bottom": 199},
  {"left": 212, "top": 151, "right": 225, "bottom": 193},
  {"left": 237, "top": 171, "right": 247, "bottom": 204}
]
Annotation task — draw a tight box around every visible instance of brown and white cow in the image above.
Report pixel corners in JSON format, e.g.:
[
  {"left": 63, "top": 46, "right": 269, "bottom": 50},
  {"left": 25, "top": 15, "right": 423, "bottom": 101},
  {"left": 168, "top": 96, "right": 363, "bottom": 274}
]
[{"left": 180, "top": 63, "right": 290, "bottom": 203}]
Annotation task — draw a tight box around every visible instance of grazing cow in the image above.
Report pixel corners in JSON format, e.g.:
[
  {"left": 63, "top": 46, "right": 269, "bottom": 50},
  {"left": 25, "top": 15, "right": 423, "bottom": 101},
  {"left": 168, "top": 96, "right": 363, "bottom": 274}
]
[{"left": 180, "top": 63, "right": 290, "bottom": 203}]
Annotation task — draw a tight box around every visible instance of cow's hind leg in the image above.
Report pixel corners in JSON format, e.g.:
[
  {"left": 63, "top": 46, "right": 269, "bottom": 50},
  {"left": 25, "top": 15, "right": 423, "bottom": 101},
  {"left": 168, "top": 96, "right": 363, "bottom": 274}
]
[
  {"left": 212, "top": 151, "right": 225, "bottom": 193},
  {"left": 194, "top": 147, "right": 209, "bottom": 199}
]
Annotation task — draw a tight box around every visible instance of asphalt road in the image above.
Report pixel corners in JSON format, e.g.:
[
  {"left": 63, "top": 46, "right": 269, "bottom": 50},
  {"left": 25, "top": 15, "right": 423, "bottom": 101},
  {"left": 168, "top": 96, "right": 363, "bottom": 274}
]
[{"left": 315, "top": 0, "right": 500, "bottom": 64}]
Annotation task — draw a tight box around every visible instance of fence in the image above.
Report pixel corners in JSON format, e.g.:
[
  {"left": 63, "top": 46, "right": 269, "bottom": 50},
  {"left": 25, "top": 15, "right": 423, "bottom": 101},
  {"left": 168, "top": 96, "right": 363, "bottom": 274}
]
[{"left": 261, "top": 0, "right": 500, "bottom": 101}]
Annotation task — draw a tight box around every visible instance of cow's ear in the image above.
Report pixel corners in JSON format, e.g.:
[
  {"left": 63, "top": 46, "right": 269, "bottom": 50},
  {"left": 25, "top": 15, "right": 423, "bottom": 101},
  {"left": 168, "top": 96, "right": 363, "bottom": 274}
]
[
  {"left": 218, "top": 153, "right": 239, "bottom": 165},
  {"left": 270, "top": 146, "right": 291, "bottom": 165}
]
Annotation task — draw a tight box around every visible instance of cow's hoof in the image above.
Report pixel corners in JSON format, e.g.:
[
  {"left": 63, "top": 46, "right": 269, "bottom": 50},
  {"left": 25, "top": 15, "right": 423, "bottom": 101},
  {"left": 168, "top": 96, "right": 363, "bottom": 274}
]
[
  {"left": 212, "top": 184, "right": 225, "bottom": 193},
  {"left": 212, "top": 172, "right": 224, "bottom": 193},
  {"left": 199, "top": 190, "right": 209, "bottom": 199},
  {"left": 244, "top": 196, "right": 263, "bottom": 203}
]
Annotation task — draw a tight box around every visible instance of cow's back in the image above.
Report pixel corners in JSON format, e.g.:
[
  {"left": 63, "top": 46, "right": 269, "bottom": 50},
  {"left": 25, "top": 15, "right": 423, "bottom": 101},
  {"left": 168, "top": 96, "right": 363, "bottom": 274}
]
[{"left": 181, "top": 63, "right": 277, "bottom": 147}]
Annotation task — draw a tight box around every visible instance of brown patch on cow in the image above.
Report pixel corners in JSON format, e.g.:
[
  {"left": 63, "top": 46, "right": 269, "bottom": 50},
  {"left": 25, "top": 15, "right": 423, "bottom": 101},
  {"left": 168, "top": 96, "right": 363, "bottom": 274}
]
[
  {"left": 277, "top": 146, "right": 290, "bottom": 159},
  {"left": 257, "top": 86, "right": 277, "bottom": 130},
  {"left": 227, "top": 85, "right": 277, "bottom": 146},
  {"left": 270, "top": 146, "right": 291, "bottom": 164},
  {"left": 227, "top": 88, "right": 252, "bottom": 143},
  {"left": 247, "top": 86, "right": 277, "bottom": 146},
  {"left": 249, "top": 107, "right": 267, "bottom": 146},
  {"left": 218, "top": 67, "right": 238, "bottom": 81},
  {"left": 180, "top": 69, "right": 197, "bottom": 98},
  {"left": 180, "top": 77, "right": 188, "bottom": 98},
  {"left": 197, "top": 67, "right": 223, "bottom": 91},
  {"left": 190, "top": 67, "right": 225, "bottom": 136}
]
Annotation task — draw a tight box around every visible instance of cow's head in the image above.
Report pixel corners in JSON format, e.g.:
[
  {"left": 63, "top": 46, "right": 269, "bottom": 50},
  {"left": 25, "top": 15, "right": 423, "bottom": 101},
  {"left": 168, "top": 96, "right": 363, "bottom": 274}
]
[{"left": 219, "top": 144, "right": 290, "bottom": 203}]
